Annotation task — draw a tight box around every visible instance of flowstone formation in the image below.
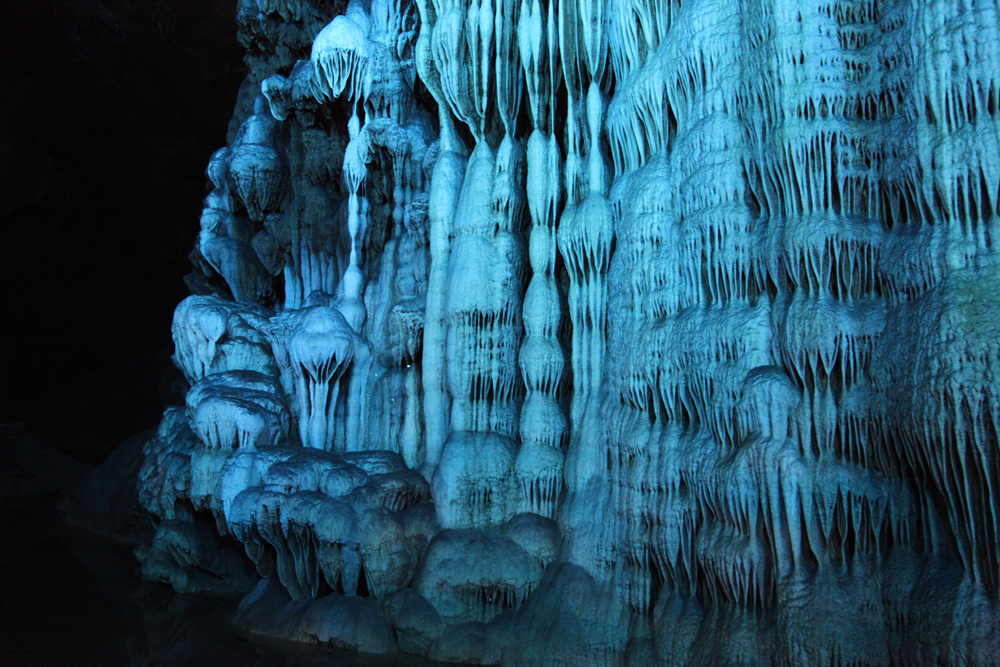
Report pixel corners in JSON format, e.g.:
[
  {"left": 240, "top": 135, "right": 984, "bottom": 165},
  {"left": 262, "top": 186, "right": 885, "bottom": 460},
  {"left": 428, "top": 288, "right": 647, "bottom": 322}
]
[{"left": 137, "top": 0, "right": 1000, "bottom": 664}]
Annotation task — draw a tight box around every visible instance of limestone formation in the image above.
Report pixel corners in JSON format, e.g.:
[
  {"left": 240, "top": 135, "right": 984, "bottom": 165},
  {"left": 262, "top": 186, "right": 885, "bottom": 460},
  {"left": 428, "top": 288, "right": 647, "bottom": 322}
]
[{"left": 137, "top": 0, "right": 1000, "bottom": 664}]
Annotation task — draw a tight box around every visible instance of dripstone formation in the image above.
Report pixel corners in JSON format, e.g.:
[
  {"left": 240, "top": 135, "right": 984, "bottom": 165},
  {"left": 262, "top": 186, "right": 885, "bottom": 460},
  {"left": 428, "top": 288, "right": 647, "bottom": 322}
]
[{"left": 136, "top": 0, "right": 1000, "bottom": 664}]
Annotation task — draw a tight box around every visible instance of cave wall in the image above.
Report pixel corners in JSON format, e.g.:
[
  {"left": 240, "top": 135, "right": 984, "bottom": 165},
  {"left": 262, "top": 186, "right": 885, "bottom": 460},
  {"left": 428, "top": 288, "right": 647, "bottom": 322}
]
[{"left": 136, "top": 1, "right": 1000, "bottom": 665}]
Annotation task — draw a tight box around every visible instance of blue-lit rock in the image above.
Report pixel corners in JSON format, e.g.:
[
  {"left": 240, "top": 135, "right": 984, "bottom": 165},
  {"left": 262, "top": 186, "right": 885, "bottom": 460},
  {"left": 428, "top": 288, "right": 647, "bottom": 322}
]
[{"left": 137, "top": 0, "right": 1000, "bottom": 664}]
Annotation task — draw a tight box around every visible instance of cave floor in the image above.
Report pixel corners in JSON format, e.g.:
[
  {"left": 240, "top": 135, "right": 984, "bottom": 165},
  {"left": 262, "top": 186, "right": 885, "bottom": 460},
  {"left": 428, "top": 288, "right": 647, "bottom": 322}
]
[{"left": 0, "top": 425, "right": 449, "bottom": 667}]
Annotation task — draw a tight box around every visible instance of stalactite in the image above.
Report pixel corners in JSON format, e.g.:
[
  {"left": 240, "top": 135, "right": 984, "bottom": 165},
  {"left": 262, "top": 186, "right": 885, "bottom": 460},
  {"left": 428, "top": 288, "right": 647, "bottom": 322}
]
[
  {"left": 229, "top": 97, "right": 291, "bottom": 223},
  {"left": 445, "top": 140, "right": 527, "bottom": 438},
  {"left": 516, "top": 0, "right": 566, "bottom": 518},
  {"left": 559, "top": 83, "right": 615, "bottom": 429},
  {"left": 282, "top": 305, "right": 357, "bottom": 451}
]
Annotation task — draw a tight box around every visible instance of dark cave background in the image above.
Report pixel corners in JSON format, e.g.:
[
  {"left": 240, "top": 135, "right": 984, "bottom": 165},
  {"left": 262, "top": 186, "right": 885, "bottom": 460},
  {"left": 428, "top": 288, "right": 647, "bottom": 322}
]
[
  {"left": 0, "top": 2, "right": 252, "bottom": 664},
  {"left": 1, "top": 0, "right": 247, "bottom": 464}
]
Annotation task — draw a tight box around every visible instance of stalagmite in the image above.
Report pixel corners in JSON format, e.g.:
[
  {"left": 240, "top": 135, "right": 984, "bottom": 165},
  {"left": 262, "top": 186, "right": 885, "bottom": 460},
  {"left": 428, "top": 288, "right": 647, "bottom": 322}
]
[{"left": 134, "top": 0, "right": 1000, "bottom": 665}]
